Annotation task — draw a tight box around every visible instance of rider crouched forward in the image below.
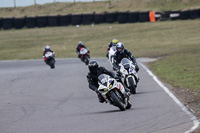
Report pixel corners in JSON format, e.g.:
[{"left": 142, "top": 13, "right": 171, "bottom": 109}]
[
  {"left": 76, "top": 41, "right": 90, "bottom": 58},
  {"left": 113, "top": 42, "right": 139, "bottom": 73},
  {"left": 87, "top": 60, "right": 126, "bottom": 103},
  {"left": 43, "top": 45, "right": 55, "bottom": 63}
]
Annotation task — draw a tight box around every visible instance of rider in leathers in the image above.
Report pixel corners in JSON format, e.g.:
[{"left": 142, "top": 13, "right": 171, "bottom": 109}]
[
  {"left": 76, "top": 41, "right": 90, "bottom": 58},
  {"left": 113, "top": 42, "right": 139, "bottom": 73},
  {"left": 87, "top": 60, "right": 115, "bottom": 103},
  {"left": 106, "top": 39, "right": 118, "bottom": 58},
  {"left": 43, "top": 45, "right": 55, "bottom": 63}
]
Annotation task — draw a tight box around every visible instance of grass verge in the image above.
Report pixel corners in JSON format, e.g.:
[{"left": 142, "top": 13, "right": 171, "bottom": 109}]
[{"left": 0, "top": 0, "right": 200, "bottom": 17}]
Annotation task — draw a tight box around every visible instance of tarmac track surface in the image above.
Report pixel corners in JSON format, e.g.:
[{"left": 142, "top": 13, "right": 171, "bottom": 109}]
[{"left": 0, "top": 58, "right": 196, "bottom": 133}]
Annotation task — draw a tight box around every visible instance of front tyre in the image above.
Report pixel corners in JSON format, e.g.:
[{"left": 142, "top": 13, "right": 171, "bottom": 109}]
[
  {"left": 126, "top": 101, "right": 132, "bottom": 109},
  {"left": 110, "top": 91, "right": 126, "bottom": 111},
  {"left": 128, "top": 77, "right": 136, "bottom": 94},
  {"left": 84, "top": 56, "right": 89, "bottom": 65},
  {"left": 49, "top": 59, "right": 55, "bottom": 69}
]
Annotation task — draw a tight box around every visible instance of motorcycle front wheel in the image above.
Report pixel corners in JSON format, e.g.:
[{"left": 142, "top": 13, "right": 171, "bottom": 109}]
[
  {"left": 110, "top": 91, "right": 126, "bottom": 111},
  {"left": 49, "top": 59, "right": 55, "bottom": 69},
  {"left": 84, "top": 56, "right": 89, "bottom": 65},
  {"left": 128, "top": 77, "right": 136, "bottom": 94}
]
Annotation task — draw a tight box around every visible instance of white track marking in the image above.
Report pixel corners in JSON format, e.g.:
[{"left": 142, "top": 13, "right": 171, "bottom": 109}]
[{"left": 139, "top": 62, "right": 200, "bottom": 133}]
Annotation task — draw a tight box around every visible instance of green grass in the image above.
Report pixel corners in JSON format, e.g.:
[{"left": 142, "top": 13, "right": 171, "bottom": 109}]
[
  {"left": 0, "top": 0, "right": 200, "bottom": 17},
  {"left": 0, "top": 20, "right": 200, "bottom": 93},
  {"left": 149, "top": 53, "right": 200, "bottom": 92},
  {"left": 0, "top": 20, "right": 199, "bottom": 60}
]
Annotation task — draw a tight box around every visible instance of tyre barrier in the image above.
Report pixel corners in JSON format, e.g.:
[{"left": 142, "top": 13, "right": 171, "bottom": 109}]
[
  {"left": 59, "top": 15, "right": 71, "bottom": 26},
  {"left": 14, "top": 17, "right": 25, "bottom": 29},
  {"left": 37, "top": 16, "right": 48, "bottom": 28},
  {"left": 128, "top": 12, "right": 139, "bottom": 23},
  {"left": 180, "top": 10, "right": 190, "bottom": 20},
  {"left": 160, "top": 11, "right": 171, "bottom": 21},
  {"left": 170, "top": 11, "right": 180, "bottom": 20},
  {"left": 82, "top": 14, "right": 94, "bottom": 25},
  {"left": 2, "top": 18, "right": 14, "bottom": 30},
  {"left": 26, "top": 17, "right": 37, "bottom": 28},
  {"left": 94, "top": 13, "right": 105, "bottom": 24},
  {"left": 139, "top": 11, "right": 149, "bottom": 22},
  {"left": 117, "top": 12, "right": 128, "bottom": 24},
  {"left": 155, "top": 12, "right": 161, "bottom": 21},
  {"left": 71, "top": 14, "right": 82, "bottom": 25},
  {"left": 190, "top": 9, "right": 200, "bottom": 19},
  {"left": 0, "top": 18, "right": 2, "bottom": 29},
  {"left": 1, "top": 8, "right": 200, "bottom": 30},
  {"left": 106, "top": 12, "right": 117, "bottom": 23},
  {"left": 48, "top": 16, "right": 59, "bottom": 27}
]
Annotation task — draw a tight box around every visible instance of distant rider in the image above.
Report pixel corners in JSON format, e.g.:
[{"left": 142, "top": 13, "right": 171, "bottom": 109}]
[
  {"left": 106, "top": 39, "right": 118, "bottom": 58},
  {"left": 76, "top": 41, "right": 90, "bottom": 58},
  {"left": 113, "top": 42, "right": 139, "bottom": 72},
  {"left": 43, "top": 45, "right": 55, "bottom": 63},
  {"left": 87, "top": 60, "right": 116, "bottom": 103}
]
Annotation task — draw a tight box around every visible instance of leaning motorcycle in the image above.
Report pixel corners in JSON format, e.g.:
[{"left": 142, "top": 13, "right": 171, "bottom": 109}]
[
  {"left": 44, "top": 51, "right": 55, "bottom": 69},
  {"left": 119, "top": 58, "right": 139, "bottom": 94},
  {"left": 79, "top": 48, "right": 90, "bottom": 65},
  {"left": 108, "top": 46, "right": 116, "bottom": 66},
  {"left": 98, "top": 74, "right": 131, "bottom": 111}
]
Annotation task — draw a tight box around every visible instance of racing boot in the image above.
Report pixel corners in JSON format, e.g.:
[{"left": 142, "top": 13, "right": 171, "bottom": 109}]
[{"left": 96, "top": 91, "right": 105, "bottom": 103}]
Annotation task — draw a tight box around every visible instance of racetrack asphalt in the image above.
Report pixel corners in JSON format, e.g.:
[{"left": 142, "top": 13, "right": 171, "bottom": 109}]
[{"left": 0, "top": 58, "right": 197, "bottom": 133}]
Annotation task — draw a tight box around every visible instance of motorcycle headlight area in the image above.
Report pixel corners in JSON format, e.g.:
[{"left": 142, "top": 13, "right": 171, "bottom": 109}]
[
  {"left": 99, "top": 88, "right": 108, "bottom": 92},
  {"left": 109, "top": 80, "right": 114, "bottom": 88}
]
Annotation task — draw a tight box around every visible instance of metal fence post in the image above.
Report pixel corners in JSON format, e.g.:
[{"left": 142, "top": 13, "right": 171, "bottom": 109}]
[{"left": 14, "top": 0, "right": 16, "bottom": 8}]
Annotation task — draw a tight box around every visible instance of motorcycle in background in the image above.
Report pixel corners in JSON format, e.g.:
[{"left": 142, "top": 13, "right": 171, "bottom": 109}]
[
  {"left": 44, "top": 51, "right": 55, "bottom": 69},
  {"left": 79, "top": 48, "right": 90, "bottom": 65},
  {"left": 98, "top": 74, "right": 131, "bottom": 111},
  {"left": 108, "top": 46, "right": 116, "bottom": 66},
  {"left": 119, "top": 58, "right": 139, "bottom": 94}
]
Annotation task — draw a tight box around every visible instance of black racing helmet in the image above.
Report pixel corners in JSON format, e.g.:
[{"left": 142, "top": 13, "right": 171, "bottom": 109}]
[{"left": 88, "top": 60, "right": 99, "bottom": 72}]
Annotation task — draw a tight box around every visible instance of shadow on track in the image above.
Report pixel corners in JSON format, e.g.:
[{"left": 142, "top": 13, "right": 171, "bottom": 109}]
[{"left": 82, "top": 108, "right": 135, "bottom": 115}]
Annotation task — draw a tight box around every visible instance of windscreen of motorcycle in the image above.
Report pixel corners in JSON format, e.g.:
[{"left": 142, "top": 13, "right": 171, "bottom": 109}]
[
  {"left": 80, "top": 48, "right": 88, "bottom": 55},
  {"left": 98, "top": 74, "right": 109, "bottom": 86},
  {"left": 111, "top": 46, "right": 116, "bottom": 51},
  {"left": 121, "top": 58, "right": 131, "bottom": 70},
  {"left": 45, "top": 51, "right": 53, "bottom": 57}
]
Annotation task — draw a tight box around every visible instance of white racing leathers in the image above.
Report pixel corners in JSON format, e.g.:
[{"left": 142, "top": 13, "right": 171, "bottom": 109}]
[{"left": 108, "top": 46, "right": 116, "bottom": 66}]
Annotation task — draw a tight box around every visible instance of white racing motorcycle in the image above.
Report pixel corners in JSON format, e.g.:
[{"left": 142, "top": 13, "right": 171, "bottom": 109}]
[
  {"left": 44, "top": 51, "right": 55, "bottom": 69},
  {"left": 79, "top": 48, "right": 90, "bottom": 65},
  {"left": 98, "top": 74, "right": 131, "bottom": 111},
  {"left": 108, "top": 46, "right": 116, "bottom": 66},
  {"left": 119, "top": 58, "right": 139, "bottom": 94}
]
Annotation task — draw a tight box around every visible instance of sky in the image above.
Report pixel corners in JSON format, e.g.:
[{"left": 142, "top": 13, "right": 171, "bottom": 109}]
[{"left": 0, "top": 0, "right": 105, "bottom": 8}]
